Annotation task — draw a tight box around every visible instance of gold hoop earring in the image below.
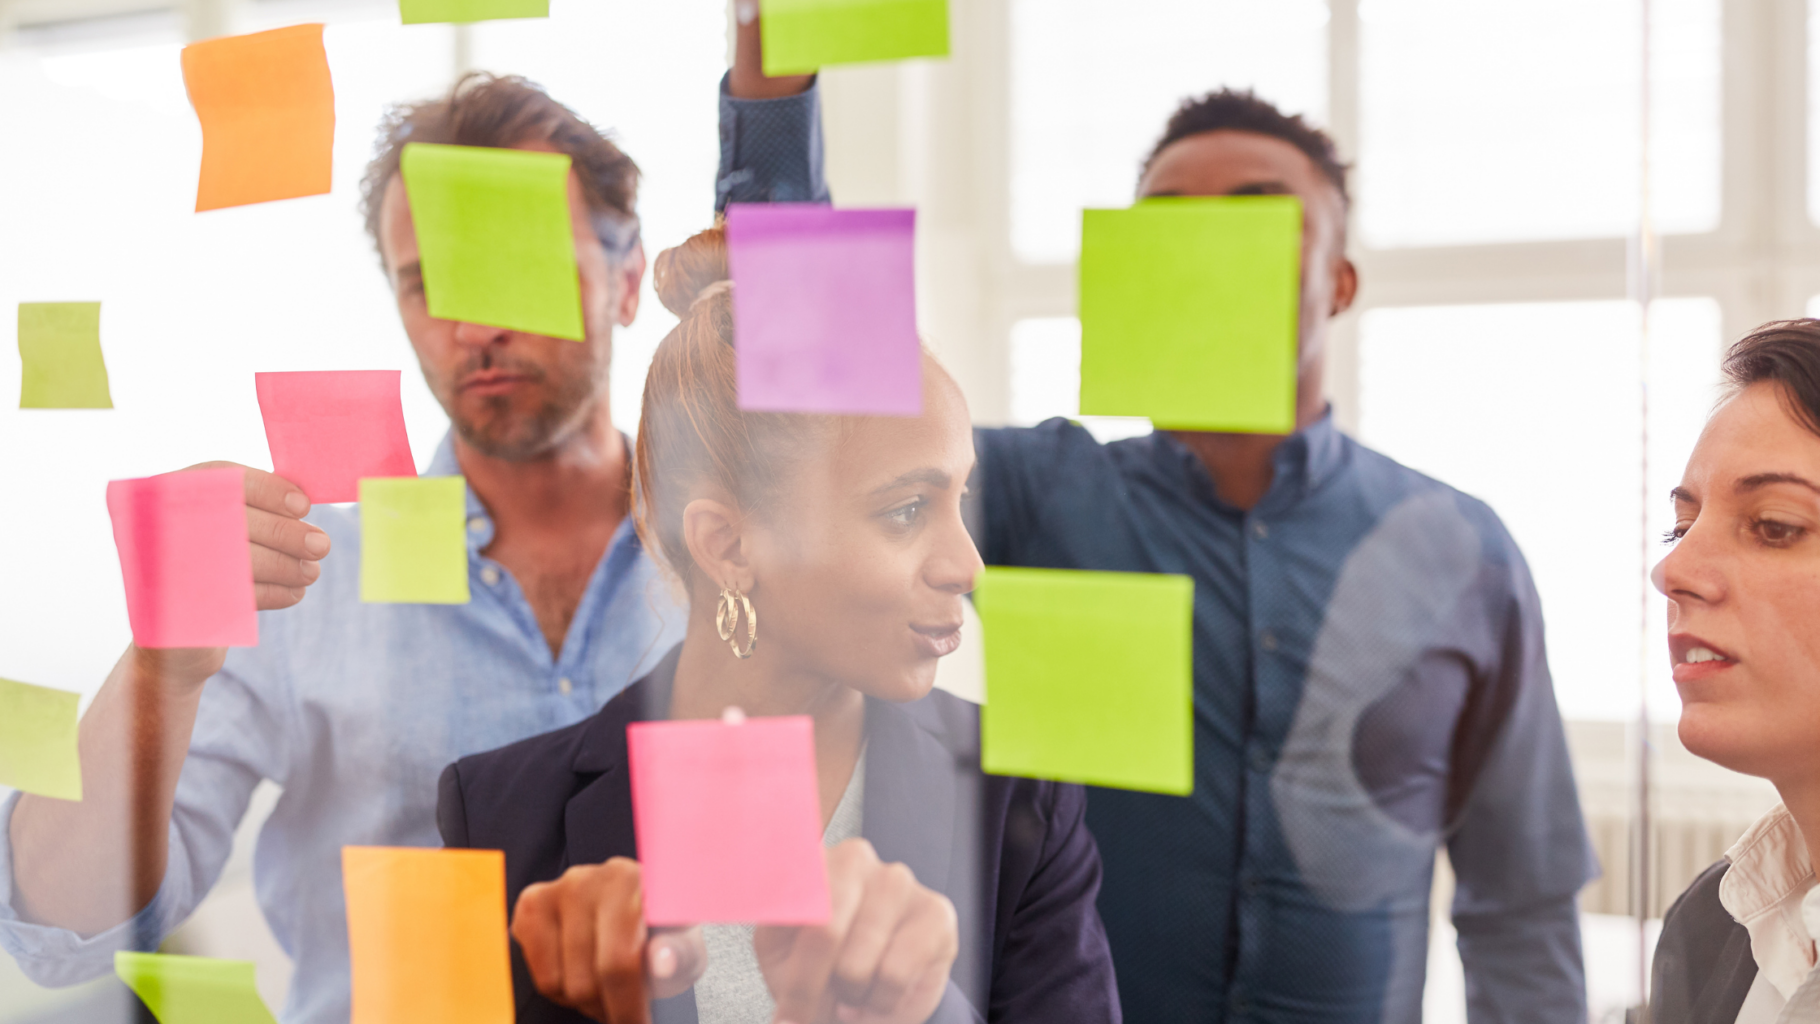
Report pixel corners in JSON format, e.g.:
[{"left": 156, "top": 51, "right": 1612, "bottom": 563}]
[{"left": 715, "top": 585, "right": 757, "bottom": 660}]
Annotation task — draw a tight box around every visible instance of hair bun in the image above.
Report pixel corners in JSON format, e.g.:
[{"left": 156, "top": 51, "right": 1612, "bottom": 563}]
[{"left": 653, "top": 226, "right": 730, "bottom": 318}]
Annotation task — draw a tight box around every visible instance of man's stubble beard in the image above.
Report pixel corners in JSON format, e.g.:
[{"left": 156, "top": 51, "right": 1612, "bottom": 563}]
[{"left": 443, "top": 344, "right": 612, "bottom": 463}]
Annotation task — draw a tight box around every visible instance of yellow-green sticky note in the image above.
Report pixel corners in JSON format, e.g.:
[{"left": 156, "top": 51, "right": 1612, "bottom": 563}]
[
  {"left": 18, "top": 302, "right": 112, "bottom": 409},
  {"left": 400, "top": 144, "right": 583, "bottom": 341},
  {"left": 116, "top": 952, "right": 278, "bottom": 1024},
  {"left": 0, "top": 677, "right": 81, "bottom": 801},
  {"left": 398, "top": 0, "right": 547, "bottom": 23},
  {"left": 760, "top": 0, "right": 950, "bottom": 76},
  {"left": 360, "top": 476, "right": 470, "bottom": 604},
  {"left": 977, "top": 567, "right": 1193, "bottom": 795},
  {"left": 1078, "top": 196, "right": 1302, "bottom": 433}
]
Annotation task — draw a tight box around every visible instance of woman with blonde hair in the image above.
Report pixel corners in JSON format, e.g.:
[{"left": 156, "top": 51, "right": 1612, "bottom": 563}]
[{"left": 437, "top": 225, "right": 1120, "bottom": 1024}]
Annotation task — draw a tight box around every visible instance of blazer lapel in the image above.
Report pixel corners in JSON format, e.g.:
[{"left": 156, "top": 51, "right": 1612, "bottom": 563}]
[
  {"left": 562, "top": 648, "right": 681, "bottom": 871},
  {"left": 860, "top": 697, "right": 960, "bottom": 897}
]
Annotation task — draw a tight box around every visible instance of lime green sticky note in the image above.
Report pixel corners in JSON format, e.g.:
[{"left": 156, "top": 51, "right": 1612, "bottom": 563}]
[
  {"left": 977, "top": 567, "right": 1193, "bottom": 795},
  {"left": 399, "top": 144, "right": 583, "bottom": 341},
  {"left": 1078, "top": 196, "right": 1302, "bottom": 433},
  {"left": 0, "top": 678, "right": 81, "bottom": 801},
  {"left": 116, "top": 952, "right": 277, "bottom": 1024},
  {"left": 760, "top": 0, "right": 950, "bottom": 76},
  {"left": 398, "top": 0, "right": 548, "bottom": 23},
  {"left": 18, "top": 302, "right": 112, "bottom": 409},
  {"left": 360, "top": 476, "right": 470, "bottom": 604}
]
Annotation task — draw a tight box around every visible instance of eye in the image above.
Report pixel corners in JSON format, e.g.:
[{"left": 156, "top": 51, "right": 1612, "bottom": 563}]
[
  {"left": 1752, "top": 517, "right": 1807, "bottom": 547},
  {"left": 1662, "top": 525, "right": 1687, "bottom": 545},
  {"left": 882, "top": 498, "right": 925, "bottom": 529}
]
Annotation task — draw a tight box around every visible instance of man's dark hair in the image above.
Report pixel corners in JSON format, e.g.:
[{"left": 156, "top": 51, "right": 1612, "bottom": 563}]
[
  {"left": 1142, "top": 88, "right": 1350, "bottom": 212},
  {"left": 360, "top": 72, "right": 641, "bottom": 265},
  {"left": 1723, "top": 319, "right": 1820, "bottom": 437}
]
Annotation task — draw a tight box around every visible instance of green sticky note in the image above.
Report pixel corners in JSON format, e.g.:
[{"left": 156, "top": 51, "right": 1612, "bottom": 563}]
[
  {"left": 0, "top": 678, "right": 82, "bottom": 801},
  {"left": 398, "top": 0, "right": 547, "bottom": 23},
  {"left": 361, "top": 476, "right": 470, "bottom": 604},
  {"left": 760, "top": 0, "right": 950, "bottom": 76},
  {"left": 977, "top": 567, "right": 1193, "bottom": 795},
  {"left": 18, "top": 302, "right": 112, "bottom": 409},
  {"left": 116, "top": 952, "right": 277, "bottom": 1024},
  {"left": 400, "top": 144, "right": 584, "bottom": 341},
  {"left": 1078, "top": 196, "right": 1301, "bottom": 433}
]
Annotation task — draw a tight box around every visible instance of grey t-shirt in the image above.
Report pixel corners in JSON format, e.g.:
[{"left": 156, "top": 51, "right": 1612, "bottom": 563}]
[{"left": 694, "top": 748, "right": 867, "bottom": 1024}]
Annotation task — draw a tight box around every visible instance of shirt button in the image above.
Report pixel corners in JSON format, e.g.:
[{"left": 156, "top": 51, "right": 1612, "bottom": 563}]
[
  {"left": 1260, "top": 630, "right": 1278, "bottom": 651},
  {"left": 1252, "top": 521, "right": 1268, "bottom": 539},
  {"left": 1244, "top": 876, "right": 1263, "bottom": 895},
  {"left": 480, "top": 566, "right": 501, "bottom": 586},
  {"left": 468, "top": 517, "right": 486, "bottom": 533},
  {"left": 559, "top": 677, "right": 574, "bottom": 695}
]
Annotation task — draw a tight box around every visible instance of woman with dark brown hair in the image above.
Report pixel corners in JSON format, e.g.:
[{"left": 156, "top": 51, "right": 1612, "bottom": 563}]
[
  {"left": 1652, "top": 319, "right": 1820, "bottom": 1021},
  {"left": 436, "top": 226, "right": 1120, "bottom": 1024}
]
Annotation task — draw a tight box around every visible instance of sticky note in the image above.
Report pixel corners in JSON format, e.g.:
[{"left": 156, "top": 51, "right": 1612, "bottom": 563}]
[
  {"left": 107, "top": 467, "right": 259, "bottom": 649},
  {"left": 343, "top": 847, "right": 512, "bottom": 1024},
  {"left": 0, "top": 678, "right": 82, "bottom": 801},
  {"left": 1078, "top": 196, "right": 1302, "bottom": 433},
  {"left": 400, "top": 143, "right": 584, "bottom": 341},
  {"left": 360, "top": 476, "right": 469, "bottom": 604},
  {"left": 725, "top": 204, "right": 921, "bottom": 415},
  {"left": 976, "top": 567, "right": 1193, "bottom": 795},
  {"left": 256, "top": 371, "right": 415, "bottom": 504},
  {"left": 18, "top": 302, "right": 111, "bottom": 409},
  {"left": 399, "top": 0, "right": 548, "bottom": 23},
  {"left": 759, "top": 0, "right": 950, "bottom": 76},
  {"left": 115, "top": 952, "right": 278, "bottom": 1024},
  {"left": 628, "top": 715, "right": 828, "bottom": 925},
  {"left": 182, "top": 24, "right": 335, "bottom": 212}
]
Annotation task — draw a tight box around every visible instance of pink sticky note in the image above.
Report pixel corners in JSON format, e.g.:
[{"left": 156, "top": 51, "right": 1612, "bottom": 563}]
[
  {"left": 627, "top": 715, "right": 829, "bottom": 925},
  {"left": 725, "top": 204, "right": 922, "bottom": 416},
  {"left": 255, "top": 371, "right": 415, "bottom": 504},
  {"left": 106, "top": 467, "right": 258, "bottom": 648}
]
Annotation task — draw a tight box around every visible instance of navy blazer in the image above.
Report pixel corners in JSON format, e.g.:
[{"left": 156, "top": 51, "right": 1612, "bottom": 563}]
[{"left": 438, "top": 647, "right": 1120, "bottom": 1024}]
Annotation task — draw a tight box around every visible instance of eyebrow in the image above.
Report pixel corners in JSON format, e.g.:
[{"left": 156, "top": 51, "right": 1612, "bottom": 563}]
[
  {"left": 1145, "top": 180, "right": 1293, "bottom": 200},
  {"left": 394, "top": 260, "right": 423, "bottom": 283},
  {"left": 869, "top": 468, "right": 952, "bottom": 496},
  {"left": 1737, "top": 472, "right": 1820, "bottom": 496}
]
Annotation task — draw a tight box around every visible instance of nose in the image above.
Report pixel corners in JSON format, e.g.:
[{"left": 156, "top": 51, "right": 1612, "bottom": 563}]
[
  {"left": 926, "top": 508, "right": 985, "bottom": 596},
  {"left": 1654, "top": 521, "right": 1725, "bottom": 608},
  {"left": 452, "top": 320, "right": 510, "bottom": 347}
]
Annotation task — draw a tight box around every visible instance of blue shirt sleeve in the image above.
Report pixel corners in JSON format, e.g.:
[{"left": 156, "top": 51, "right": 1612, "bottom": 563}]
[
  {"left": 1446, "top": 519, "right": 1598, "bottom": 1024},
  {"left": 715, "top": 72, "right": 831, "bottom": 210}
]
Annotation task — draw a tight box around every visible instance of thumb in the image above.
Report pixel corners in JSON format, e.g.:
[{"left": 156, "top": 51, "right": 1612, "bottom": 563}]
[{"left": 646, "top": 926, "right": 707, "bottom": 999}]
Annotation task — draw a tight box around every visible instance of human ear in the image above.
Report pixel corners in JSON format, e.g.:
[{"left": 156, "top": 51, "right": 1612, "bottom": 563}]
[
  {"left": 681, "top": 497, "right": 751, "bottom": 593},
  {"left": 1330, "top": 256, "right": 1358, "bottom": 317},
  {"left": 614, "top": 241, "right": 646, "bottom": 327}
]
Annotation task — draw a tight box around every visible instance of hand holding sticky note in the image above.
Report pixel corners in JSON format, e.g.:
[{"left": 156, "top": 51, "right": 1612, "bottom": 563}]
[
  {"left": 976, "top": 567, "right": 1194, "bottom": 795},
  {"left": 18, "top": 302, "right": 111, "bottom": 409},
  {"left": 725, "top": 204, "right": 922, "bottom": 415},
  {"left": 1078, "top": 196, "right": 1302, "bottom": 433},
  {"left": 182, "top": 24, "right": 335, "bottom": 212},
  {"left": 107, "top": 467, "right": 259, "bottom": 649},
  {"left": 257, "top": 370, "right": 415, "bottom": 504},
  {"left": 0, "top": 677, "right": 82, "bottom": 801},
  {"left": 628, "top": 714, "right": 828, "bottom": 924},
  {"left": 360, "top": 476, "right": 469, "bottom": 603},
  {"left": 400, "top": 143, "right": 585, "bottom": 341},
  {"left": 399, "top": 0, "right": 548, "bottom": 22},
  {"left": 342, "top": 847, "right": 512, "bottom": 1024},
  {"left": 759, "top": 0, "right": 950, "bottom": 75},
  {"left": 115, "top": 952, "right": 278, "bottom": 1024}
]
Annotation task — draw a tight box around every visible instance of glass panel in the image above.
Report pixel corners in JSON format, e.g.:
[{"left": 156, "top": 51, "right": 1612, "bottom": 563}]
[
  {"left": 471, "top": 0, "right": 727, "bottom": 434},
  {"left": 1008, "top": 317, "right": 1153, "bottom": 442},
  {"left": 1008, "top": 0, "right": 1328, "bottom": 264},
  {"left": 1359, "top": 0, "right": 1719, "bottom": 247}
]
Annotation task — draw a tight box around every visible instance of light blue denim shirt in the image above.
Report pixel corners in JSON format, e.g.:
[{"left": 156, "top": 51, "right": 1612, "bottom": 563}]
[{"left": 0, "top": 433, "right": 687, "bottom": 1023}]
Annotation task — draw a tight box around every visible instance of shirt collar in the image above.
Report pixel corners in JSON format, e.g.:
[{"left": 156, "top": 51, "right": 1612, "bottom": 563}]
[
  {"left": 424, "top": 429, "right": 639, "bottom": 556},
  {"left": 1157, "top": 405, "right": 1347, "bottom": 510},
  {"left": 1721, "top": 803, "right": 1818, "bottom": 999}
]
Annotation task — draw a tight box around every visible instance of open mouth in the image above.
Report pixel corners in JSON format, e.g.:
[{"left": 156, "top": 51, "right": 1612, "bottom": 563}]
[
  {"left": 1669, "top": 634, "right": 1736, "bottom": 683},
  {"left": 911, "top": 623, "right": 964, "bottom": 658}
]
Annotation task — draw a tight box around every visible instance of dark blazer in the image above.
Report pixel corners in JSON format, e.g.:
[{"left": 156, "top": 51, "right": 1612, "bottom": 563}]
[
  {"left": 438, "top": 646, "right": 1120, "bottom": 1024},
  {"left": 1651, "top": 859, "right": 1756, "bottom": 1024}
]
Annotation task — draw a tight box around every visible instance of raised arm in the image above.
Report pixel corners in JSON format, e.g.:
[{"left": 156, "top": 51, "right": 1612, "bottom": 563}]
[
  {"left": 716, "top": 7, "right": 830, "bottom": 211},
  {"left": 5, "top": 465, "right": 325, "bottom": 940}
]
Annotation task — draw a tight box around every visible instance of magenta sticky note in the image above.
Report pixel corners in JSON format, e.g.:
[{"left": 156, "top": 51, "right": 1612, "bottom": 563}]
[
  {"left": 627, "top": 715, "right": 829, "bottom": 925},
  {"left": 106, "top": 467, "right": 258, "bottom": 648},
  {"left": 255, "top": 371, "right": 415, "bottom": 504},
  {"left": 725, "top": 204, "right": 922, "bottom": 416}
]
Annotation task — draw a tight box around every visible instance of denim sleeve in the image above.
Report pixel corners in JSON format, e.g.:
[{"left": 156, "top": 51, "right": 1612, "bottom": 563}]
[
  {"left": 715, "top": 71, "right": 830, "bottom": 211},
  {"left": 1446, "top": 526, "right": 1597, "bottom": 1024},
  {"left": 0, "top": 652, "right": 289, "bottom": 986}
]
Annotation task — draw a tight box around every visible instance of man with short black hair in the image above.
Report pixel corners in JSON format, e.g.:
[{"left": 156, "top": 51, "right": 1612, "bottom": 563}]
[
  {"left": 0, "top": 29, "right": 820, "bottom": 1024},
  {"left": 736, "top": 84, "right": 1596, "bottom": 1021}
]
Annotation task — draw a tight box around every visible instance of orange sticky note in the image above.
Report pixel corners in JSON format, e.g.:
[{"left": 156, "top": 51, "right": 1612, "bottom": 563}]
[
  {"left": 342, "top": 846, "right": 512, "bottom": 1024},
  {"left": 181, "top": 24, "right": 335, "bottom": 212}
]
